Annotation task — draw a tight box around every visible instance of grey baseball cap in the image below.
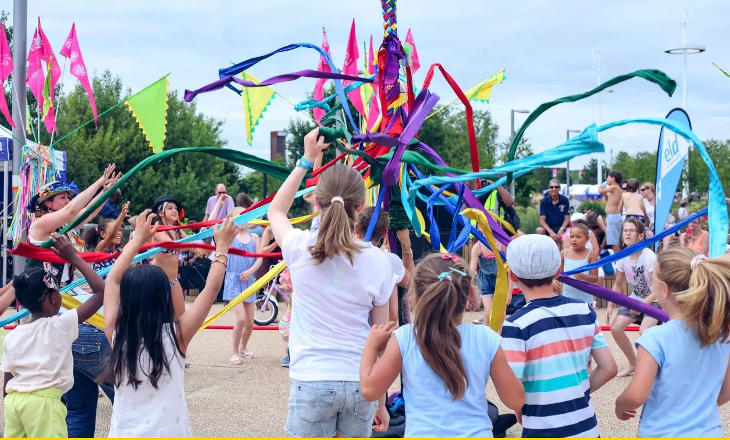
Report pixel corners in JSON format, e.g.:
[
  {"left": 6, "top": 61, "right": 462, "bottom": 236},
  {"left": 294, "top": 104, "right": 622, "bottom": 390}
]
[{"left": 507, "top": 234, "right": 561, "bottom": 280}]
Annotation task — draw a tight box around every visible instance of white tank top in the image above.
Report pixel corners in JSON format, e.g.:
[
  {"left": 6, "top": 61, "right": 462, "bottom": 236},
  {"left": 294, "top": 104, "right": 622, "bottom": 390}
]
[{"left": 109, "top": 325, "right": 192, "bottom": 438}]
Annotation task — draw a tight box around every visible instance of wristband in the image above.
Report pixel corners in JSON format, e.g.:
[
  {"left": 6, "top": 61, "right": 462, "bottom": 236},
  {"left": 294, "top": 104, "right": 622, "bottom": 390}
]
[
  {"left": 212, "top": 258, "right": 228, "bottom": 267},
  {"left": 297, "top": 157, "right": 314, "bottom": 170},
  {"left": 212, "top": 252, "right": 229, "bottom": 260}
]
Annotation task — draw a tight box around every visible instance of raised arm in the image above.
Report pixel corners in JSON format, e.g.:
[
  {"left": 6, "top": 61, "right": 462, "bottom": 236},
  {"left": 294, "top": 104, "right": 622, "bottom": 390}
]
[
  {"left": 31, "top": 164, "right": 118, "bottom": 240},
  {"left": 0, "top": 282, "right": 15, "bottom": 313},
  {"left": 270, "top": 128, "right": 327, "bottom": 246},
  {"left": 96, "top": 202, "right": 129, "bottom": 252},
  {"left": 49, "top": 233, "right": 106, "bottom": 323},
  {"left": 78, "top": 174, "right": 123, "bottom": 226},
  {"left": 208, "top": 195, "right": 227, "bottom": 223},
  {"left": 176, "top": 219, "right": 237, "bottom": 351},
  {"left": 104, "top": 210, "right": 158, "bottom": 342}
]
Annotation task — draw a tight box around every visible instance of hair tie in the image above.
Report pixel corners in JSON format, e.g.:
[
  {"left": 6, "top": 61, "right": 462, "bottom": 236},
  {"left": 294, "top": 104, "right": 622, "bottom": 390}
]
[
  {"left": 438, "top": 272, "right": 452, "bottom": 282},
  {"left": 331, "top": 196, "right": 344, "bottom": 205},
  {"left": 691, "top": 254, "right": 709, "bottom": 270},
  {"left": 440, "top": 253, "right": 459, "bottom": 262}
]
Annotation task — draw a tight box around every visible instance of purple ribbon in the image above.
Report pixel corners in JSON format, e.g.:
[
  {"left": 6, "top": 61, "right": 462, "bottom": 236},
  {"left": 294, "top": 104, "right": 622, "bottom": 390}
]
[
  {"left": 561, "top": 277, "right": 669, "bottom": 322},
  {"left": 184, "top": 70, "right": 372, "bottom": 102}
]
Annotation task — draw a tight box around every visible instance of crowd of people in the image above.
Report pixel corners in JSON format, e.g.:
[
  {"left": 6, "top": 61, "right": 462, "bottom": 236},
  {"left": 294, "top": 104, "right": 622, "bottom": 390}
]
[{"left": 0, "top": 127, "right": 727, "bottom": 438}]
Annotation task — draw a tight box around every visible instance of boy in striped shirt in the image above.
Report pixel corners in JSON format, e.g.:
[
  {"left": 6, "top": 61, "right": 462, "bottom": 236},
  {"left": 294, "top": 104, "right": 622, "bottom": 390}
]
[{"left": 501, "top": 235, "right": 617, "bottom": 438}]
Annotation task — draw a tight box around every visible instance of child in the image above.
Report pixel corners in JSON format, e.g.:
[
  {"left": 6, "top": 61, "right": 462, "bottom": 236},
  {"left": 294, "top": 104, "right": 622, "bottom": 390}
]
[
  {"left": 268, "top": 128, "right": 399, "bottom": 438},
  {"left": 598, "top": 170, "right": 623, "bottom": 253},
  {"left": 277, "top": 267, "right": 293, "bottom": 368},
  {"left": 559, "top": 222, "right": 600, "bottom": 304},
  {"left": 223, "top": 207, "right": 263, "bottom": 364},
  {"left": 83, "top": 201, "right": 130, "bottom": 271},
  {"left": 606, "top": 218, "right": 660, "bottom": 377},
  {"left": 359, "top": 253, "right": 524, "bottom": 437},
  {"left": 501, "top": 234, "right": 617, "bottom": 438},
  {"left": 561, "top": 213, "right": 600, "bottom": 252},
  {"left": 615, "top": 248, "right": 730, "bottom": 437},
  {"left": 356, "top": 206, "right": 408, "bottom": 323},
  {"left": 469, "top": 233, "right": 501, "bottom": 326},
  {"left": 104, "top": 211, "right": 237, "bottom": 437},
  {"left": 2, "top": 234, "right": 106, "bottom": 438},
  {"left": 620, "top": 178, "right": 649, "bottom": 226}
]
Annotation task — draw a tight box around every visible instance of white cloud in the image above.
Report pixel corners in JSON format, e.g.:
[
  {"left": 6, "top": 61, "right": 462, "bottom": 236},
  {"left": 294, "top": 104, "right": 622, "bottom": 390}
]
[{"left": 8, "top": 0, "right": 730, "bottom": 179}]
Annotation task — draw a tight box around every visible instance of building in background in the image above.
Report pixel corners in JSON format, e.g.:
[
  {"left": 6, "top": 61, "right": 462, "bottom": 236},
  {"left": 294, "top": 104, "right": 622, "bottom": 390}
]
[{"left": 270, "top": 131, "right": 287, "bottom": 162}]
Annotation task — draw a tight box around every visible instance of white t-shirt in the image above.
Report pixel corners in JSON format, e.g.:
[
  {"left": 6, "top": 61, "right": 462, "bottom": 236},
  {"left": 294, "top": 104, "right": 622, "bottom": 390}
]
[
  {"left": 1, "top": 309, "right": 79, "bottom": 393},
  {"left": 385, "top": 252, "right": 406, "bottom": 285},
  {"left": 282, "top": 229, "right": 398, "bottom": 382},
  {"left": 614, "top": 248, "right": 657, "bottom": 301}
]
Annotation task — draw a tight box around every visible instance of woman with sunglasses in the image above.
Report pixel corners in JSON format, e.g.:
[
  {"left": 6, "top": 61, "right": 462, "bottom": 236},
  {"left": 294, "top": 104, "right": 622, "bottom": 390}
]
[
  {"left": 605, "top": 218, "right": 660, "bottom": 377},
  {"left": 640, "top": 182, "right": 656, "bottom": 231}
]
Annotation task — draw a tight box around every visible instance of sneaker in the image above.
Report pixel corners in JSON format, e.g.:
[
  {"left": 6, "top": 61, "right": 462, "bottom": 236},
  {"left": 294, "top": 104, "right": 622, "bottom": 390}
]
[
  {"left": 472, "top": 318, "right": 484, "bottom": 325},
  {"left": 282, "top": 356, "right": 290, "bottom": 368}
]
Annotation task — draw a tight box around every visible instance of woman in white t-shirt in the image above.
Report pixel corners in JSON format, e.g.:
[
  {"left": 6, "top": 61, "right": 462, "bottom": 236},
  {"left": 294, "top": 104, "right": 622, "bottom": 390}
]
[
  {"left": 269, "top": 128, "right": 398, "bottom": 438},
  {"left": 605, "top": 218, "right": 659, "bottom": 378}
]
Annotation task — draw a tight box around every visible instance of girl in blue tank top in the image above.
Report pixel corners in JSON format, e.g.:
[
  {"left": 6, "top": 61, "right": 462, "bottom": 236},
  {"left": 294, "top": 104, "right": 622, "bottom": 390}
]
[{"left": 360, "top": 253, "right": 524, "bottom": 438}]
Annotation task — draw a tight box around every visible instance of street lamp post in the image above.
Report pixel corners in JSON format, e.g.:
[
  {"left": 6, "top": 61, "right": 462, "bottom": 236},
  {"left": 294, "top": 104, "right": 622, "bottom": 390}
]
[
  {"left": 509, "top": 109, "right": 530, "bottom": 197},
  {"left": 566, "top": 130, "right": 581, "bottom": 196},
  {"left": 664, "top": 9, "right": 705, "bottom": 199}
]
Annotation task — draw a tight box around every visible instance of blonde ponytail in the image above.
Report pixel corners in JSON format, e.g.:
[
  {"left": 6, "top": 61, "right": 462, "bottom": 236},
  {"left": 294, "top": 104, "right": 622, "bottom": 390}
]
[
  {"left": 656, "top": 248, "right": 730, "bottom": 347},
  {"left": 309, "top": 164, "right": 366, "bottom": 264}
]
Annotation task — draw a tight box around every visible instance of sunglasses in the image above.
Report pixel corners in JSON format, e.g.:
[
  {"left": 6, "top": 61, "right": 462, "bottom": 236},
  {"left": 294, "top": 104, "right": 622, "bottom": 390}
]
[
  {"left": 640, "top": 187, "right": 650, "bottom": 191},
  {"left": 217, "top": 191, "right": 226, "bottom": 194},
  {"left": 549, "top": 186, "right": 560, "bottom": 189}
]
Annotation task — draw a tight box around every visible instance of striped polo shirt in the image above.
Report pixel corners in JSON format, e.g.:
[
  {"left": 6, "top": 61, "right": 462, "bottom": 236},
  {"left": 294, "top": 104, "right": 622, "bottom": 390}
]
[{"left": 501, "top": 295, "right": 607, "bottom": 438}]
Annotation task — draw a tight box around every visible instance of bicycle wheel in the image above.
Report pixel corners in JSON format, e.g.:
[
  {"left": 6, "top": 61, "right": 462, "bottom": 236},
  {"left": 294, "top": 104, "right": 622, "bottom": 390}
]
[{"left": 253, "top": 296, "right": 279, "bottom": 326}]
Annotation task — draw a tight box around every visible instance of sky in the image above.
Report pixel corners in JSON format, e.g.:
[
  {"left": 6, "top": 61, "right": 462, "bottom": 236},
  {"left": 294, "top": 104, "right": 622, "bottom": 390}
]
[{"left": 7, "top": 0, "right": 730, "bottom": 181}]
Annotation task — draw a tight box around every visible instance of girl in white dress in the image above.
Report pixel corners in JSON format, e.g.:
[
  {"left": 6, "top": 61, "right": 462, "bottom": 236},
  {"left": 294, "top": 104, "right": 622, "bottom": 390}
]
[{"left": 103, "top": 211, "right": 238, "bottom": 437}]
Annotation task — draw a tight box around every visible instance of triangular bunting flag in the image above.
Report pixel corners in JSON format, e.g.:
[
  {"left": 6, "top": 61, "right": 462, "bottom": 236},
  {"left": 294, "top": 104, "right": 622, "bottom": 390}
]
[
  {"left": 464, "top": 69, "right": 506, "bottom": 103},
  {"left": 125, "top": 75, "right": 169, "bottom": 153},
  {"left": 240, "top": 71, "right": 275, "bottom": 147}
]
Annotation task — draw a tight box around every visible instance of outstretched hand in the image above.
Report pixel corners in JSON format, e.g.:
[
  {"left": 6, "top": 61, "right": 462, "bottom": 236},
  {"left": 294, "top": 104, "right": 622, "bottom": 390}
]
[
  {"left": 213, "top": 218, "right": 238, "bottom": 249},
  {"left": 133, "top": 210, "right": 159, "bottom": 243},
  {"left": 50, "top": 233, "right": 78, "bottom": 262},
  {"left": 365, "top": 322, "right": 398, "bottom": 354},
  {"left": 120, "top": 201, "right": 131, "bottom": 218}
]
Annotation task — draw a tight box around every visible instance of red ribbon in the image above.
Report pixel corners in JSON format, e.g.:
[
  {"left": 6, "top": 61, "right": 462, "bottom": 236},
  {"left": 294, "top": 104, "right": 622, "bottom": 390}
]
[{"left": 11, "top": 242, "right": 281, "bottom": 264}]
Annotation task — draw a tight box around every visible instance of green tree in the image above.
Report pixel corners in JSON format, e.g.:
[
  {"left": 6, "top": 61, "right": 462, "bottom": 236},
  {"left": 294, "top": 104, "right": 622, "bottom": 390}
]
[
  {"left": 580, "top": 158, "right": 609, "bottom": 184},
  {"left": 687, "top": 139, "right": 730, "bottom": 193}
]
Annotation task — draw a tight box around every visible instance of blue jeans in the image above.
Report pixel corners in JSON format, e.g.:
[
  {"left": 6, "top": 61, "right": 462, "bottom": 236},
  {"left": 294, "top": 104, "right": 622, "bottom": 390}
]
[{"left": 64, "top": 323, "right": 115, "bottom": 438}]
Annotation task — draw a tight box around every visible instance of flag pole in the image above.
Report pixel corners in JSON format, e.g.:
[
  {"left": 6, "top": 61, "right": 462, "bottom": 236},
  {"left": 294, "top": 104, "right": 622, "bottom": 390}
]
[{"left": 11, "top": 0, "right": 28, "bottom": 277}]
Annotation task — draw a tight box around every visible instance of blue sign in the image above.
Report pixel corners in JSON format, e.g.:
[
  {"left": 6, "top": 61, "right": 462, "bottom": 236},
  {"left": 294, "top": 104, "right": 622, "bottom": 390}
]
[
  {"left": 0, "top": 137, "right": 10, "bottom": 162},
  {"left": 654, "top": 108, "right": 691, "bottom": 236}
]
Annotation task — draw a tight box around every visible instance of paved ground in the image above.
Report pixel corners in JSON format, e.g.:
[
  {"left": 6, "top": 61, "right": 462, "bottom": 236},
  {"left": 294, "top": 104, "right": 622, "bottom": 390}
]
[{"left": 1, "top": 302, "right": 729, "bottom": 437}]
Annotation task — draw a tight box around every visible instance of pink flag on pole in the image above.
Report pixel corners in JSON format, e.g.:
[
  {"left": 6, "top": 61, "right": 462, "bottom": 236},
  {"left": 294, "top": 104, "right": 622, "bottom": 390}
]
[
  {"left": 60, "top": 24, "right": 97, "bottom": 126},
  {"left": 26, "top": 28, "right": 45, "bottom": 111},
  {"left": 313, "top": 27, "right": 332, "bottom": 123},
  {"left": 553, "top": 168, "right": 558, "bottom": 177},
  {"left": 342, "top": 19, "right": 364, "bottom": 115},
  {"left": 364, "top": 35, "right": 380, "bottom": 131},
  {"left": 0, "top": 22, "right": 15, "bottom": 128},
  {"left": 405, "top": 28, "right": 420, "bottom": 74},
  {"left": 37, "top": 19, "right": 60, "bottom": 133}
]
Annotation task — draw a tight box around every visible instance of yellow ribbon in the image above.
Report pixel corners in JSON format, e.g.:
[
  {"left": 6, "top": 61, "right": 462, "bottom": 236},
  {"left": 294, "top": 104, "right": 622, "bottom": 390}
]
[
  {"left": 462, "top": 208, "right": 509, "bottom": 331},
  {"left": 197, "top": 260, "right": 287, "bottom": 332},
  {"left": 61, "top": 295, "right": 105, "bottom": 329},
  {"left": 249, "top": 211, "right": 319, "bottom": 226}
]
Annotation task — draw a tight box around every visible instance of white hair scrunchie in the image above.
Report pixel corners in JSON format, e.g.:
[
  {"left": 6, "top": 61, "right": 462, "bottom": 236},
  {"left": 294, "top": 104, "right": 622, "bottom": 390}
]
[
  {"left": 331, "top": 196, "right": 344, "bottom": 205},
  {"left": 691, "top": 254, "right": 709, "bottom": 270}
]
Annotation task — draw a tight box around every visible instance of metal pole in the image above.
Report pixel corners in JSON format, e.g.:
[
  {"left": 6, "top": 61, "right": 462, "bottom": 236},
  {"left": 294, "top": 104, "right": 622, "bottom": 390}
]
[
  {"left": 566, "top": 130, "right": 570, "bottom": 197},
  {"left": 681, "top": 14, "right": 690, "bottom": 200},
  {"left": 11, "top": 0, "right": 28, "bottom": 276},
  {"left": 509, "top": 110, "right": 515, "bottom": 197},
  {"left": 2, "top": 161, "right": 7, "bottom": 285},
  {"left": 262, "top": 173, "right": 268, "bottom": 198},
  {"left": 596, "top": 56, "right": 603, "bottom": 186}
]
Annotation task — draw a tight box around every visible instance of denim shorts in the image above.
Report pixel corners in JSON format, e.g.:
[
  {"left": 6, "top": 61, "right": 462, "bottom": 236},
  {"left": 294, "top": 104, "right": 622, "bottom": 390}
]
[{"left": 285, "top": 380, "right": 377, "bottom": 438}]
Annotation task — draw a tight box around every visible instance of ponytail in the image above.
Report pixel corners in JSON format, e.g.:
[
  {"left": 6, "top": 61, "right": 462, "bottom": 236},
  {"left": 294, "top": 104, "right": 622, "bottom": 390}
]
[
  {"left": 309, "top": 164, "right": 365, "bottom": 264},
  {"left": 82, "top": 218, "right": 114, "bottom": 251},
  {"left": 409, "top": 253, "right": 472, "bottom": 400},
  {"left": 656, "top": 248, "right": 730, "bottom": 347}
]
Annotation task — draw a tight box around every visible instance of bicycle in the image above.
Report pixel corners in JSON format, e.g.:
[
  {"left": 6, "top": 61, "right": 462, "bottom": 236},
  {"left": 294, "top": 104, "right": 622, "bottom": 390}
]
[{"left": 253, "top": 265, "right": 290, "bottom": 326}]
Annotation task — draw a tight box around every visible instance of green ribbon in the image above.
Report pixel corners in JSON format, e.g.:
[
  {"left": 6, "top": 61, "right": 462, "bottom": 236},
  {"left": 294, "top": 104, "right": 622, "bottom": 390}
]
[
  {"left": 41, "top": 147, "right": 301, "bottom": 248},
  {"left": 505, "top": 69, "right": 676, "bottom": 183}
]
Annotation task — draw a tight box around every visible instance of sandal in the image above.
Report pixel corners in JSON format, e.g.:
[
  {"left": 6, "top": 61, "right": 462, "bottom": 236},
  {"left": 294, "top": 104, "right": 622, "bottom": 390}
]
[
  {"left": 229, "top": 355, "right": 242, "bottom": 365},
  {"left": 240, "top": 351, "right": 257, "bottom": 359}
]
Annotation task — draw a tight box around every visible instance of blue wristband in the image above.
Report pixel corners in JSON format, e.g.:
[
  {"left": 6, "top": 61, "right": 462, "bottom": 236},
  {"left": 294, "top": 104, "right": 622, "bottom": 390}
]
[{"left": 297, "top": 157, "right": 314, "bottom": 170}]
